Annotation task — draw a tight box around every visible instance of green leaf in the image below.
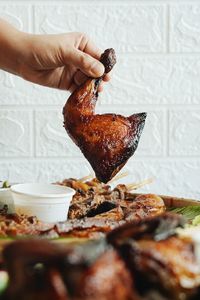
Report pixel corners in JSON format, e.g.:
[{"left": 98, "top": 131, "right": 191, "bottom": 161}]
[
  {"left": 169, "top": 206, "right": 200, "bottom": 221},
  {"left": 2, "top": 181, "right": 10, "bottom": 189}
]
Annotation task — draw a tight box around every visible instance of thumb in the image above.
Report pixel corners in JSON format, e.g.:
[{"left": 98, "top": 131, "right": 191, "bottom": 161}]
[{"left": 67, "top": 48, "right": 105, "bottom": 78}]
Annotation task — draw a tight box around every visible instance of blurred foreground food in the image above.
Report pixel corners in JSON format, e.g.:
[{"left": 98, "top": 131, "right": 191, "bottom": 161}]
[{"left": 1, "top": 213, "right": 200, "bottom": 300}]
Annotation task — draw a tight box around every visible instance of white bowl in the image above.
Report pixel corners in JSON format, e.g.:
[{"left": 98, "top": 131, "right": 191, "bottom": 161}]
[
  {"left": 11, "top": 183, "right": 75, "bottom": 223},
  {"left": 0, "top": 187, "right": 14, "bottom": 213}
]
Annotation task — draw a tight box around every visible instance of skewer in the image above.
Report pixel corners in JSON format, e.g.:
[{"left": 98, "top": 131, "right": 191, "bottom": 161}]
[
  {"left": 127, "top": 178, "right": 154, "bottom": 191},
  {"left": 79, "top": 174, "right": 93, "bottom": 182},
  {"left": 109, "top": 172, "right": 129, "bottom": 183}
]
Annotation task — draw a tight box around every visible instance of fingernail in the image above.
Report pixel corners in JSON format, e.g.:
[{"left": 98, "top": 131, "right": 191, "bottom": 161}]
[{"left": 91, "top": 61, "right": 105, "bottom": 77}]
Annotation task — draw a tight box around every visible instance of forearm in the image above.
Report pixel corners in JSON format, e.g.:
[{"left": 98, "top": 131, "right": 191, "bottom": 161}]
[{"left": 0, "top": 19, "right": 26, "bottom": 75}]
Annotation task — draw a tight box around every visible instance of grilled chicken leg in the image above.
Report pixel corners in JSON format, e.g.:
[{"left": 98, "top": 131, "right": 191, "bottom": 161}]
[{"left": 63, "top": 49, "right": 146, "bottom": 183}]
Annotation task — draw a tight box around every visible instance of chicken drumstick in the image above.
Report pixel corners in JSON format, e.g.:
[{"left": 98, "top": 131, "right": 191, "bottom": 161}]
[{"left": 63, "top": 49, "right": 146, "bottom": 183}]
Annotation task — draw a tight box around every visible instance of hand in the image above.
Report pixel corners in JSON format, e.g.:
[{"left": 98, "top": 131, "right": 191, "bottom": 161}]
[
  {"left": 19, "top": 32, "right": 112, "bottom": 92},
  {"left": 0, "top": 20, "right": 111, "bottom": 92}
]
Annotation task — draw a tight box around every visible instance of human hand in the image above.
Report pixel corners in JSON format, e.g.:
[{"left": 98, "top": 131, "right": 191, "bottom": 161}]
[
  {"left": 18, "top": 32, "right": 110, "bottom": 92},
  {"left": 0, "top": 19, "right": 111, "bottom": 92}
]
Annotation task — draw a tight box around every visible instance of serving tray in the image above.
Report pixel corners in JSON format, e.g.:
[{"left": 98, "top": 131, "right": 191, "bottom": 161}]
[{"left": 160, "top": 194, "right": 200, "bottom": 208}]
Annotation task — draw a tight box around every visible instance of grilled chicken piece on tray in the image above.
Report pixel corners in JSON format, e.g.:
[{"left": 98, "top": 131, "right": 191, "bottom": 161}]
[
  {"left": 63, "top": 48, "right": 146, "bottom": 183},
  {"left": 2, "top": 213, "right": 200, "bottom": 300}
]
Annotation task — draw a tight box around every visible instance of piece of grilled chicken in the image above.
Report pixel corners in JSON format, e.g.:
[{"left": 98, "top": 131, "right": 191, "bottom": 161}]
[
  {"left": 3, "top": 213, "right": 200, "bottom": 300},
  {"left": 63, "top": 49, "right": 146, "bottom": 183},
  {"left": 108, "top": 213, "right": 200, "bottom": 300},
  {"left": 3, "top": 239, "right": 135, "bottom": 300}
]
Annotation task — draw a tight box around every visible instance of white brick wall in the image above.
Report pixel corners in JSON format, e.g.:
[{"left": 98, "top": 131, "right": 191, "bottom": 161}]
[{"left": 1, "top": 0, "right": 200, "bottom": 199}]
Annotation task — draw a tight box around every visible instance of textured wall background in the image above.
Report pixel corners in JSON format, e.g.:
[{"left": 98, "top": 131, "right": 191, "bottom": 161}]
[{"left": 0, "top": 0, "right": 200, "bottom": 198}]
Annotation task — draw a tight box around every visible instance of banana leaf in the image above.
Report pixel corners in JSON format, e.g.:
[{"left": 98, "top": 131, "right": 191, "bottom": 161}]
[{"left": 169, "top": 206, "right": 200, "bottom": 223}]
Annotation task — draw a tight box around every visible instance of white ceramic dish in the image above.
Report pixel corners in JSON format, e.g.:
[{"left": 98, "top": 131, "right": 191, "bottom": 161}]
[{"left": 11, "top": 183, "right": 75, "bottom": 223}]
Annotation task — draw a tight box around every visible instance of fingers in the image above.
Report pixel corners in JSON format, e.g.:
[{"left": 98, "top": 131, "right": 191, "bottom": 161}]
[
  {"left": 73, "top": 71, "right": 88, "bottom": 86},
  {"left": 83, "top": 38, "right": 102, "bottom": 60},
  {"left": 68, "top": 83, "right": 77, "bottom": 93},
  {"left": 103, "top": 72, "right": 112, "bottom": 82},
  {"left": 70, "top": 81, "right": 104, "bottom": 94},
  {"left": 77, "top": 33, "right": 102, "bottom": 60},
  {"left": 67, "top": 48, "right": 105, "bottom": 78},
  {"left": 73, "top": 66, "right": 111, "bottom": 88},
  {"left": 73, "top": 70, "right": 112, "bottom": 90}
]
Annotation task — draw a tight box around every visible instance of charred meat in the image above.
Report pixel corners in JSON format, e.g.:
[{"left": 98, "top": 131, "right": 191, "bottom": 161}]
[{"left": 63, "top": 49, "right": 146, "bottom": 183}]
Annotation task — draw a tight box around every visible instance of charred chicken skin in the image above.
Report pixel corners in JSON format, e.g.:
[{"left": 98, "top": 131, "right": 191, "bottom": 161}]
[{"left": 63, "top": 49, "right": 146, "bottom": 183}]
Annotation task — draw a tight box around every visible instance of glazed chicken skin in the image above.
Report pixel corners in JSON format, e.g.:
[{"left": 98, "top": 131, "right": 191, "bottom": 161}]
[{"left": 63, "top": 49, "right": 146, "bottom": 183}]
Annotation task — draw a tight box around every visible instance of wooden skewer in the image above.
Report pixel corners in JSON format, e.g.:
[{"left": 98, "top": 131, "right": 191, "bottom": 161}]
[
  {"left": 127, "top": 178, "right": 154, "bottom": 191},
  {"left": 109, "top": 172, "right": 129, "bottom": 183},
  {"left": 79, "top": 174, "right": 93, "bottom": 182}
]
